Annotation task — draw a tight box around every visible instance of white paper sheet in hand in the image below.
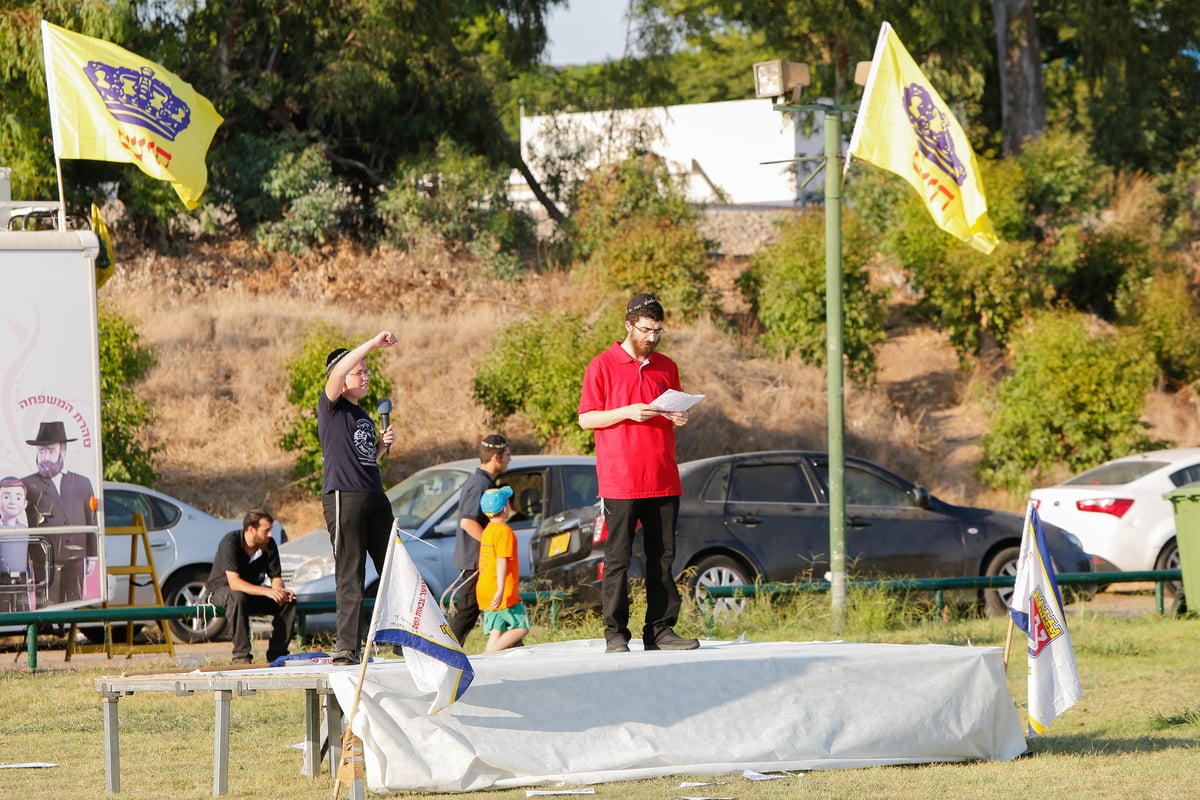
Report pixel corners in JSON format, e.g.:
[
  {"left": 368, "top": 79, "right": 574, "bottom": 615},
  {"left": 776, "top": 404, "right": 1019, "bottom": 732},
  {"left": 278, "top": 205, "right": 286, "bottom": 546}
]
[{"left": 651, "top": 389, "right": 705, "bottom": 412}]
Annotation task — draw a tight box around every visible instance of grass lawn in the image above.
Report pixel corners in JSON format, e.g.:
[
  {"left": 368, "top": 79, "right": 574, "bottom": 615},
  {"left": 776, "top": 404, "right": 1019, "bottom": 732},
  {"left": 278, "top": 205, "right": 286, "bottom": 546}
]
[{"left": 0, "top": 592, "right": 1197, "bottom": 799}]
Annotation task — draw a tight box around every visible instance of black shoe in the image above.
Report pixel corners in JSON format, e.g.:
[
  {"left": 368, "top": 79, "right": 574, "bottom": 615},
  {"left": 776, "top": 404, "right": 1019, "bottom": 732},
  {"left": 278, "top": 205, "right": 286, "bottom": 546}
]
[
  {"left": 331, "top": 653, "right": 359, "bottom": 666},
  {"left": 605, "top": 638, "right": 630, "bottom": 654},
  {"left": 391, "top": 644, "right": 404, "bottom": 657},
  {"left": 231, "top": 655, "right": 252, "bottom": 665},
  {"left": 644, "top": 629, "right": 700, "bottom": 651}
]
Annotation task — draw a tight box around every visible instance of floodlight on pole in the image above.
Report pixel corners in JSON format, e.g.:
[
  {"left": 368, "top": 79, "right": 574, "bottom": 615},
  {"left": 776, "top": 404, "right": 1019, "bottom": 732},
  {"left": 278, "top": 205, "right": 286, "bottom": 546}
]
[{"left": 752, "top": 60, "right": 811, "bottom": 104}]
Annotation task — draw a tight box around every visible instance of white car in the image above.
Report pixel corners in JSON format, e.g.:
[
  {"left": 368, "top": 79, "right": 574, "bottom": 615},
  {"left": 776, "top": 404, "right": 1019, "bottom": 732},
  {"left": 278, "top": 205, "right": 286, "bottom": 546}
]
[
  {"left": 1030, "top": 448, "right": 1200, "bottom": 593},
  {"left": 284, "top": 454, "right": 599, "bottom": 635},
  {"left": 2, "top": 482, "right": 286, "bottom": 643}
]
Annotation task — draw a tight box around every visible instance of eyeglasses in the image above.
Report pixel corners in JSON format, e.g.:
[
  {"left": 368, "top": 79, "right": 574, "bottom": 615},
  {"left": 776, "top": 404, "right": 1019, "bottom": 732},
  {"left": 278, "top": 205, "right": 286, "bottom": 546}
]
[
  {"left": 348, "top": 369, "right": 371, "bottom": 379},
  {"left": 630, "top": 322, "right": 665, "bottom": 336}
]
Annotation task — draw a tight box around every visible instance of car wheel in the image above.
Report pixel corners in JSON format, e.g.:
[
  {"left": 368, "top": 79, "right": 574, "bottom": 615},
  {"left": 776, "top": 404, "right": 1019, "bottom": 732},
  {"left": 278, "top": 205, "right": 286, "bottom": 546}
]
[
  {"left": 1155, "top": 539, "right": 1182, "bottom": 596},
  {"left": 690, "top": 555, "right": 751, "bottom": 619},
  {"left": 163, "top": 566, "right": 227, "bottom": 643},
  {"left": 982, "top": 546, "right": 1020, "bottom": 617}
]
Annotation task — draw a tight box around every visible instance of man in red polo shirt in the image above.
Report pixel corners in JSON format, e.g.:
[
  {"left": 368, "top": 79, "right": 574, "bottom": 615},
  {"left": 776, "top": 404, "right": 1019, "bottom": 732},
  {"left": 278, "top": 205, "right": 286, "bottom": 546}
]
[{"left": 578, "top": 292, "right": 700, "bottom": 654}]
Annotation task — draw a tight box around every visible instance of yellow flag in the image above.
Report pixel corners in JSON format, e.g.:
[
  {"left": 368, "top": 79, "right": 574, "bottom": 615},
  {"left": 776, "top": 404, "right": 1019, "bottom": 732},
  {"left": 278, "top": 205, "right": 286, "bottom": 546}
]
[
  {"left": 847, "top": 22, "right": 998, "bottom": 254},
  {"left": 91, "top": 203, "right": 115, "bottom": 289},
  {"left": 41, "top": 20, "right": 223, "bottom": 210}
]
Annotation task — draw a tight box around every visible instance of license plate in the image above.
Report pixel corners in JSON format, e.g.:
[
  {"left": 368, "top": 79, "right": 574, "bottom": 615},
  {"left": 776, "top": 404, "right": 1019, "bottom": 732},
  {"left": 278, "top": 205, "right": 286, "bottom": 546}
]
[{"left": 547, "top": 532, "right": 571, "bottom": 557}]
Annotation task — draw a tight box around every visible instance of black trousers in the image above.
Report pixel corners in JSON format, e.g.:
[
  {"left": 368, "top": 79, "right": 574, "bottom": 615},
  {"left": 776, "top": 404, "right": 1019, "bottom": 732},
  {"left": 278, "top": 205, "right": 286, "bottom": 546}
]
[
  {"left": 210, "top": 586, "right": 297, "bottom": 662},
  {"left": 600, "top": 496, "right": 681, "bottom": 645},
  {"left": 447, "top": 569, "right": 481, "bottom": 646},
  {"left": 323, "top": 490, "right": 391, "bottom": 658}
]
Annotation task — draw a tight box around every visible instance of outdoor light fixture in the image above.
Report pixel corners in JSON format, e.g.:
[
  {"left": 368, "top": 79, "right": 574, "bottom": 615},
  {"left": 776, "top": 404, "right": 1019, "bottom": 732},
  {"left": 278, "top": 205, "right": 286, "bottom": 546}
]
[{"left": 752, "top": 60, "right": 810, "bottom": 102}]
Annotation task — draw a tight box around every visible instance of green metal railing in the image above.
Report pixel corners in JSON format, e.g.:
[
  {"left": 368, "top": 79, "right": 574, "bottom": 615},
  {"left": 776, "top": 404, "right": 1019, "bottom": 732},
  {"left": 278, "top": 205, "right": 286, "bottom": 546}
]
[
  {"left": 0, "top": 589, "right": 567, "bottom": 670},
  {"left": 293, "top": 589, "right": 567, "bottom": 640},
  {"left": 0, "top": 604, "right": 226, "bottom": 670},
  {"left": 698, "top": 569, "right": 1182, "bottom": 629}
]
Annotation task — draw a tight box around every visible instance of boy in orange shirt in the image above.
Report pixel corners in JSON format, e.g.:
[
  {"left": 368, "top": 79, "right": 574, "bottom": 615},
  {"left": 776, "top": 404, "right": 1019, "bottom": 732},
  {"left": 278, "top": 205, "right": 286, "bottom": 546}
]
[{"left": 476, "top": 485, "right": 529, "bottom": 652}]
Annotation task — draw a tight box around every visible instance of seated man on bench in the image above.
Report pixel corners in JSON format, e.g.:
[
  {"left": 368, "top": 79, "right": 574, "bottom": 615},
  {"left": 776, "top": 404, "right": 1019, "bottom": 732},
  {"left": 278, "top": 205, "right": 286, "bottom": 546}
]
[{"left": 206, "top": 510, "right": 297, "bottom": 665}]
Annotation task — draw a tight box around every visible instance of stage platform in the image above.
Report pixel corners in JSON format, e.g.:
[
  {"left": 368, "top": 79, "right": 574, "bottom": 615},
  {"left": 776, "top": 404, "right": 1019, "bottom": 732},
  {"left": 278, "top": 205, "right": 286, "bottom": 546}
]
[{"left": 329, "top": 637, "right": 1027, "bottom": 794}]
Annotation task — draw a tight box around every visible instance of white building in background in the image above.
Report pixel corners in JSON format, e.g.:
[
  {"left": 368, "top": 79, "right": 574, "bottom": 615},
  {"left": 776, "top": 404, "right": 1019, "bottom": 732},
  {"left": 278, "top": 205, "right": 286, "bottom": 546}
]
[{"left": 515, "top": 98, "right": 829, "bottom": 210}]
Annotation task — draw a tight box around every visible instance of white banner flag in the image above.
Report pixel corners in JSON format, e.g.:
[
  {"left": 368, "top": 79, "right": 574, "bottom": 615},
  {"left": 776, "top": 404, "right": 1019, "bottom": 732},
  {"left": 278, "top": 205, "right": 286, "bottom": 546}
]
[
  {"left": 1009, "top": 503, "right": 1082, "bottom": 735},
  {"left": 368, "top": 520, "right": 474, "bottom": 714}
]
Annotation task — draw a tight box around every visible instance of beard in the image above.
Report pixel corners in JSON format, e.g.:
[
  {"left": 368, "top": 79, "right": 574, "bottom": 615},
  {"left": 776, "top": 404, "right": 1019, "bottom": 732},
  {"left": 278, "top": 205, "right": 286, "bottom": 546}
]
[
  {"left": 630, "top": 338, "right": 657, "bottom": 360},
  {"left": 37, "top": 453, "right": 64, "bottom": 479}
]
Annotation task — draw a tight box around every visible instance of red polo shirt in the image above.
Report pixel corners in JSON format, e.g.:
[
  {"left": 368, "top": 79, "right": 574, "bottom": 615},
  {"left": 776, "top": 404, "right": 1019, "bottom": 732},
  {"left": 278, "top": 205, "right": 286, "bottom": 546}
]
[{"left": 579, "top": 342, "right": 682, "bottom": 499}]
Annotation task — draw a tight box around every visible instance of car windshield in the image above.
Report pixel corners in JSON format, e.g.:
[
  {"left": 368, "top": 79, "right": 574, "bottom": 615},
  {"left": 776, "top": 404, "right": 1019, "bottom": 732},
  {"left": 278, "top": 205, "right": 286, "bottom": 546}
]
[
  {"left": 387, "top": 468, "right": 469, "bottom": 529},
  {"left": 1063, "top": 461, "right": 1167, "bottom": 486}
]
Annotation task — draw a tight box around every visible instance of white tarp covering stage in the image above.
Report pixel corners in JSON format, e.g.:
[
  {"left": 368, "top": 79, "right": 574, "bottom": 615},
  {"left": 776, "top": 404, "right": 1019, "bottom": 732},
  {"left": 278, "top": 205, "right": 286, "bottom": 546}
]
[{"left": 328, "top": 638, "right": 1027, "bottom": 794}]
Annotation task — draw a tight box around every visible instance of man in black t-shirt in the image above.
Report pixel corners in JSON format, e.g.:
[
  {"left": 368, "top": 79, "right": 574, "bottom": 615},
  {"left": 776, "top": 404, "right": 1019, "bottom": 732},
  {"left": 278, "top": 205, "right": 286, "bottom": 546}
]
[
  {"left": 206, "top": 510, "right": 296, "bottom": 665},
  {"left": 446, "top": 434, "right": 511, "bottom": 645}
]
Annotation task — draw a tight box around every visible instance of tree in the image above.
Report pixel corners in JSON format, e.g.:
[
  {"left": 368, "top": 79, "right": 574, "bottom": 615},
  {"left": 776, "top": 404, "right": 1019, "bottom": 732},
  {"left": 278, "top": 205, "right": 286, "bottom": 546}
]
[
  {"left": 637, "top": 0, "right": 992, "bottom": 109},
  {"left": 1036, "top": 0, "right": 1200, "bottom": 174},
  {"left": 0, "top": 1, "right": 569, "bottom": 236},
  {"left": 992, "top": 0, "right": 1046, "bottom": 154},
  {"left": 167, "top": 0, "right": 569, "bottom": 226}
]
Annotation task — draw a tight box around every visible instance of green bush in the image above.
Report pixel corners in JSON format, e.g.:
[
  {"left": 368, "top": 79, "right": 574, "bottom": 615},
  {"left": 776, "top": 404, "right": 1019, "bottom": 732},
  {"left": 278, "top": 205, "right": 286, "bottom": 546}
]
[
  {"left": 740, "top": 210, "right": 886, "bottom": 383},
  {"left": 978, "top": 310, "right": 1160, "bottom": 495},
  {"left": 472, "top": 307, "right": 622, "bottom": 452},
  {"left": 567, "top": 156, "right": 715, "bottom": 319},
  {"left": 570, "top": 155, "right": 698, "bottom": 260},
  {"left": 98, "top": 306, "right": 161, "bottom": 485},
  {"left": 378, "top": 136, "right": 534, "bottom": 278},
  {"left": 1060, "top": 227, "right": 1153, "bottom": 319},
  {"left": 1116, "top": 269, "right": 1200, "bottom": 386},
  {"left": 211, "top": 132, "right": 314, "bottom": 233},
  {"left": 253, "top": 142, "right": 345, "bottom": 255},
  {"left": 1014, "top": 127, "right": 1108, "bottom": 225},
  {"left": 851, "top": 126, "right": 1148, "bottom": 361},
  {"left": 590, "top": 215, "right": 716, "bottom": 320},
  {"left": 915, "top": 237, "right": 1054, "bottom": 358},
  {"left": 1158, "top": 143, "right": 1200, "bottom": 249},
  {"left": 280, "top": 324, "right": 395, "bottom": 495}
]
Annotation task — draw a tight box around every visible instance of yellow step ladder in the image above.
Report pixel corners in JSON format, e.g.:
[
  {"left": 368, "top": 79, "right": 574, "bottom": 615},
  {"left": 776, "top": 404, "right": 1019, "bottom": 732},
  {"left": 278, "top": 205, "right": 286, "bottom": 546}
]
[{"left": 67, "top": 513, "right": 176, "bottom": 660}]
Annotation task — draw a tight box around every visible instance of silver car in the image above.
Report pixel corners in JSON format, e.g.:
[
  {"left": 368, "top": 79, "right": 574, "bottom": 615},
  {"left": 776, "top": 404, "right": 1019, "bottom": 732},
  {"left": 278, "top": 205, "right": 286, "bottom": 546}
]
[{"left": 284, "top": 455, "right": 599, "bottom": 634}]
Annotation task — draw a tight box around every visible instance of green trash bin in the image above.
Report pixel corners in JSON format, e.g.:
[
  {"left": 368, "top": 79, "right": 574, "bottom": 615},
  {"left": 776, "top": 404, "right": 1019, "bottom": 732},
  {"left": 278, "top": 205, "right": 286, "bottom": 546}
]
[{"left": 1163, "top": 481, "right": 1200, "bottom": 606}]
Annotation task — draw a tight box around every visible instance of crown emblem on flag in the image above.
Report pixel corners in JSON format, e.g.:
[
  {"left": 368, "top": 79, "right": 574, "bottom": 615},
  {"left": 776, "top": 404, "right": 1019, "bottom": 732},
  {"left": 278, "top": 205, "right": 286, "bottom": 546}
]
[
  {"left": 903, "top": 83, "right": 967, "bottom": 187},
  {"left": 83, "top": 61, "right": 192, "bottom": 141}
]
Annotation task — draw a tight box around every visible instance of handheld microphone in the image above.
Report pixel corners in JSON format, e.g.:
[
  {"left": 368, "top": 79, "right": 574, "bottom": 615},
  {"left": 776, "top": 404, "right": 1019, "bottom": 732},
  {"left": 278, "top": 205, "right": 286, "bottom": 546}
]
[{"left": 377, "top": 398, "right": 392, "bottom": 453}]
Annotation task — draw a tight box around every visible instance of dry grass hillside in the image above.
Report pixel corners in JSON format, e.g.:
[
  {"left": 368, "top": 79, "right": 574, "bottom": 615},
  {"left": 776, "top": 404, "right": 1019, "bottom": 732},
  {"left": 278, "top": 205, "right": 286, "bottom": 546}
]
[{"left": 101, "top": 228, "right": 1200, "bottom": 539}]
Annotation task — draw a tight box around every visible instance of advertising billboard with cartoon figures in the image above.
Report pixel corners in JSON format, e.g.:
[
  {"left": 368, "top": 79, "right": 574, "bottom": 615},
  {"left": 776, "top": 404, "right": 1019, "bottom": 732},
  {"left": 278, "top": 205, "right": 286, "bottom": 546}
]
[{"left": 0, "top": 229, "right": 105, "bottom": 612}]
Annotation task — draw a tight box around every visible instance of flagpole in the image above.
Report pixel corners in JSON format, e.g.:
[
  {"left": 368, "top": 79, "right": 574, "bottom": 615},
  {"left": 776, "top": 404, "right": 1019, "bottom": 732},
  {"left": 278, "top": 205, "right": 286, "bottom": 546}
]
[
  {"left": 54, "top": 156, "right": 67, "bottom": 232},
  {"left": 1002, "top": 615, "right": 1016, "bottom": 669},
  {"left": 41, "top": 21, "right": 67, "bottom": 232},
  {"left": 333, "top": 517, "right": 400, "bottom": 800}
]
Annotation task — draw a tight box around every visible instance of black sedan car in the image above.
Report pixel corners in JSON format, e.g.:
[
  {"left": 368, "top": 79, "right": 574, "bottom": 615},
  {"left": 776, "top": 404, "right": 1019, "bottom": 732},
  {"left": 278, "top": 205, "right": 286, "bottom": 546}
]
[{"left": 528, "top": 450, "right": 1093, "bottom": 617}]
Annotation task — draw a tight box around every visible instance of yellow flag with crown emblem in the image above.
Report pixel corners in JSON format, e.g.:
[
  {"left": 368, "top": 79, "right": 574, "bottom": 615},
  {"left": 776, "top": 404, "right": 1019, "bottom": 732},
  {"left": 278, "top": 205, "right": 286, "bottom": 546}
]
[
  {"left": 41, "top": 20, "right": 223, "bottom": 210},
  {"left": 847, "top": 22, "right": 998, "bottom": 254}
]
